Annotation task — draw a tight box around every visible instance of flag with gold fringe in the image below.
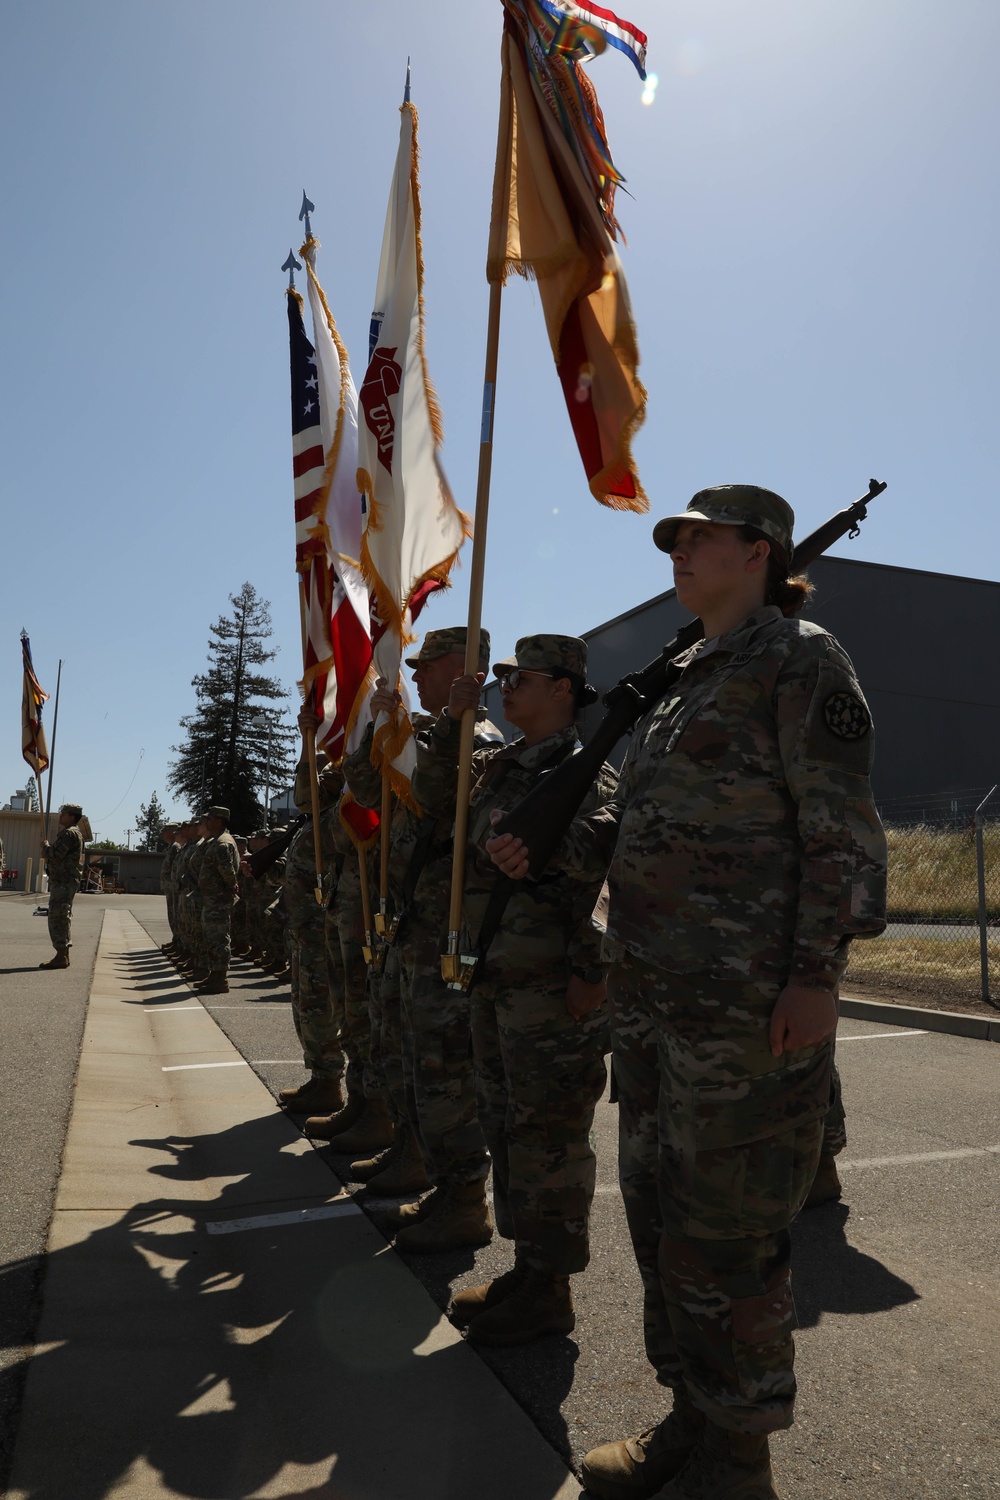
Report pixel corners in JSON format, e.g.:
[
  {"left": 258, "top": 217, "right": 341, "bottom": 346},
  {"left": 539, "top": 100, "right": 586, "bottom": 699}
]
[
  {"left": 490, "top": 0, "right": 649, "bottom": 511},
  {"left": 288, "top": 246, "right": 374, "bottom": 767},
  {"left": 20, "top": 632, "right": 49, "bottom": 775},
  {"left": 357, "top": 97, "right": 470, "bottom": 805}
]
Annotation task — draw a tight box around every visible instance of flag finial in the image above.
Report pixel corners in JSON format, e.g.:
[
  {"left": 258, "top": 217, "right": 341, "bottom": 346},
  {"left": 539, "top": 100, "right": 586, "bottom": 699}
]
[
  {"left": 282, "top": 249, "right": 302, "bottom": 290},
  {"left": 299, "top": 191, "right": 315, "bottom": 240},
  {"left": 404, "top": 57, "right": 411, "bottom": 103}
]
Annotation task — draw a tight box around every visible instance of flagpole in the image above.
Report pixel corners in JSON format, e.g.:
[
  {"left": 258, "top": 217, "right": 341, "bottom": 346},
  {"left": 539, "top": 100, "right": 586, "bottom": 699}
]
[
  {"left": 297, "top": 580, "right": 326, "bottom": 905},
  {"left": 442, "top": 275, "right": 503, "bottom": 983},
  {"left": 43, "top": 659, "right": 63, "bottom": 833},
  {"left": 377, "top": 767, "right": 392, "bottom": 934}
]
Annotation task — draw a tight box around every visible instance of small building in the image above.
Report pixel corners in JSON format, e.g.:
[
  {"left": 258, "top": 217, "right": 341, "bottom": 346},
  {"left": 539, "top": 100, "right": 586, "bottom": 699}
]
[
  {"left": 484, "top": 556, "right": 1000, "bottom": 812},
  {"left": 0, "top": 808, "right": 61, "bottom": 892}
]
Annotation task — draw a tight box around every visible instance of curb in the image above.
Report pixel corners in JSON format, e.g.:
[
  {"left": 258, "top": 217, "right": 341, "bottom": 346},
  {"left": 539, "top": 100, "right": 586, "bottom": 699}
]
[{"left": 840, "top": 994, "right": 1000, "bottom": 1043}]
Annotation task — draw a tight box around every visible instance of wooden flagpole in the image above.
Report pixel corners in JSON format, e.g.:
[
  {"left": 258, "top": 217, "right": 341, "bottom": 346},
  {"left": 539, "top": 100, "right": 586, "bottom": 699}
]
[
  {"left": 298, "top": 580, "right": 326, "bottom": 905},
  {"left": 442, "top": 276, "right": 503, "bottom": 983},
  {"left": 377, "top": 765, "right": 393, "bottom": 934}
]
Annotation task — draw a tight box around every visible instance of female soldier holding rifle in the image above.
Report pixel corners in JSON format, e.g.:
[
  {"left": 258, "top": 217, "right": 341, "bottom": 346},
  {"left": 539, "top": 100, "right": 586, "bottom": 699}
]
[{"left": 487, "top": 485, "right": 887, "bottom": 1500}]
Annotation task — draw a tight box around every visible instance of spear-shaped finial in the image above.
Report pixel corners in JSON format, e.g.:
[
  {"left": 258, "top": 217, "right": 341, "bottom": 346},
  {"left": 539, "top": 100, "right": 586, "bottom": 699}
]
[
  {"left": 282, "top": 248, "right": 302, "bottom": 290},
  {"left": 299, "top": 190, "right": 315, "bottom": 240},
  {"left": 404, "top": 57, "right": 411, "bottom": 103}
]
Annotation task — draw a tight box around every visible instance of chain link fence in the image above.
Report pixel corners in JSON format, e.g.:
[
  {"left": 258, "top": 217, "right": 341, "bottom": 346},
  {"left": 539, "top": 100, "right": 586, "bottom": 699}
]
[{"left": 845, "top": 786, "right": 1000, "bottom": 1006}]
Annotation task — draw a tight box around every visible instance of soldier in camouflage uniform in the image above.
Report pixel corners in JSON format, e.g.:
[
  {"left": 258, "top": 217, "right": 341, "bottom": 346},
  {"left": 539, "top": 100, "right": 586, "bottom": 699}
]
[
  {"left": 178, "top": 819, "right": 210, "bottom": 983},
  {"left": 242, "top": 831, "right": 270, "bottom": 959},
  {"left": 230, "top": 837, "right": 249, "bottom": 956},
  {"left": 195, "top": 806, "right": 240, "bottom": 995},
  {"left": 488, "top": 488, "right": 888, "bottom": 1499},
  {"left": 159, "top": 824, "right": 180, "bottom": 953},
  {"left": 278, "top": 741, "right": 348, "bottom": 1117},
  {"left": 39, "top": 803, "right": 85, "bottom": 968},
  {"left": 414, "top": 635, "right": 617, "bottom": 1345},
  {"left": 336, "top": 627, "right": 504, "bottom": 1212}
]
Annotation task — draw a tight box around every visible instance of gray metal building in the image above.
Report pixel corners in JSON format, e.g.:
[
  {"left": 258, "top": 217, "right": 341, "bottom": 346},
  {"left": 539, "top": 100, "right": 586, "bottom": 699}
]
[{"left": 484, "top": 557, "right": 1000, "bottom": 809}]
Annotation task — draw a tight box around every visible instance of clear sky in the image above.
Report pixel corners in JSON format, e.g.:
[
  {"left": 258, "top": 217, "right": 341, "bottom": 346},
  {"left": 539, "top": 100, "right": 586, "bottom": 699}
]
[{"left": 2, "top": 1, "right": 997, "bottom": 843}]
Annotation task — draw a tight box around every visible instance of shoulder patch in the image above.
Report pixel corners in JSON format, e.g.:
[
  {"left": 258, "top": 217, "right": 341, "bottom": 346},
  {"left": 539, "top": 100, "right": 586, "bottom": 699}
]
[{"left": 823, "top": 690, "right": 871, "bottom": 741}]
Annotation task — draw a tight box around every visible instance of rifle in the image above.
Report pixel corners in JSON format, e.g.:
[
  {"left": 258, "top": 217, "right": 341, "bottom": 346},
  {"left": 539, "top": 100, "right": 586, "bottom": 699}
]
[
  {"left": 247, "top": 817, "right": 306, "bottom": 880},
  {"left": 493, "top": 478, "right": 887, "bottom": 879}
]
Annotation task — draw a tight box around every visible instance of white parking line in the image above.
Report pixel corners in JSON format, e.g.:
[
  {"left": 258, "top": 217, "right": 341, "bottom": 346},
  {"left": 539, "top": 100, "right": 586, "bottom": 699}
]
[
  {"left": 840, "top": 1145, "right": 1000, "bottom": 1171},
  {"left": 161, "top": 1061, "right": 249, "bottom": 1072},
  {"left": 144, "top": 1006, "right": 202, "bottom": 1013},
  {"left": 206, "top": 1202, "right": 362, "bottom": 1234},
  {"left": 837, "top": 1030, "right": 929, "bottom": 1042}
]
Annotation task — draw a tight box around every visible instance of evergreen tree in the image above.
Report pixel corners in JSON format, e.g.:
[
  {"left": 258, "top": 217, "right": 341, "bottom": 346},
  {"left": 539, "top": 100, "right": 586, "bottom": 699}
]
[
  {"left": 168, "top": 583, "right": 296, "bottom": 831},
  {"left": 26, "top": 776, "right": 39, "bottom": 812},
  {"left": 134, "top": 791, "right": 169, "bottom": 851}
]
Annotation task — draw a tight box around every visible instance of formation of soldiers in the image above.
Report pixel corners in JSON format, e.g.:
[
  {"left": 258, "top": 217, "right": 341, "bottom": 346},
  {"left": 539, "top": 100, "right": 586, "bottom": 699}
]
[{"left": 153, "top": 486, "right": 887, "bottom": 1500}]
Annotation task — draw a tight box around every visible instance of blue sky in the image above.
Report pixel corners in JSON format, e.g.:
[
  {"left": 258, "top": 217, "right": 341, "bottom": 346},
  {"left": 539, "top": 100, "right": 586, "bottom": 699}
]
[{"left": 2, "top": 1, "right": 997, "bottom": 842}]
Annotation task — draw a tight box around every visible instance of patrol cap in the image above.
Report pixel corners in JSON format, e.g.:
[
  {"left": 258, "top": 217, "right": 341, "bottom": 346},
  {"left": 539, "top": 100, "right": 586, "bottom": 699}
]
[
  {"left": 404, "top": 627, "right": 491, "bottom": 669},
  {"left": 652, "top": 485, "right": 794, "bottom": 563},
  {"left": 60, "top": 802, "right": 83, "bottom": 820},
  {"left": 492, "top": 634, "right": 599, "bottom": 706},
  {"left": 201, "top": 805, "right": 231, "bottom": 823}
]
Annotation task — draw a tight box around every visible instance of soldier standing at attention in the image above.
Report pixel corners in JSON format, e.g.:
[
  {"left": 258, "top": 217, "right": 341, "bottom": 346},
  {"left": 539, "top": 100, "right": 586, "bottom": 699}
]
[
  {"left": 487, "top": 488, "right": 887, "bottom": 1499},
  {"left": 159, "top": 823, "right": 180, "bottom": 954},
  {"left": 195, "top": 806, "right": 240, "bottom": 996},
  {"left": 39, "top": 803, "right": 85, "bottom": 969},
  {"left": 415, "top": 636, "right": 617, "bottom": 1346}
]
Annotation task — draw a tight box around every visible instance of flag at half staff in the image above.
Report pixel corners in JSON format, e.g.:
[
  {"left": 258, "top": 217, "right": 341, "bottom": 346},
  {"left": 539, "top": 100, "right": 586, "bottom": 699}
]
[
  {"left": 288, "top": 253, "right": 373, "bottom": 766},
  {"left": 357, "top": 95, "right": 470, "bottom": 803},
  {"left": 21, "top": 632, "right": 49, "bottom": 775},
  {"left": 490, "top": 0, "right": 649, "bottom": 511}
]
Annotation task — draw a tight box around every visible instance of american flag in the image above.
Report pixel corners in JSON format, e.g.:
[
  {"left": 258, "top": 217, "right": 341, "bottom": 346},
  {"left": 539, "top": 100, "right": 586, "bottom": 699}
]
[{"left": 288, "top": 287, "right": 373, "bottom": 765}]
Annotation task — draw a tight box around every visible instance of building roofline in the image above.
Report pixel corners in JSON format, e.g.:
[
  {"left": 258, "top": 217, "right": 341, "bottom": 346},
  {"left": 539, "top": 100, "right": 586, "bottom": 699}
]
[{"left": 584, "top": 553, "right": 1000, "bottom": 640}]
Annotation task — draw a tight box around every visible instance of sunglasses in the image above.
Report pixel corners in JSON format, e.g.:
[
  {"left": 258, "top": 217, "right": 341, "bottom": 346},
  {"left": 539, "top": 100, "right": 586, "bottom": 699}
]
[{"left": 496, "top": 667, "right": 558, "bottom": 693}]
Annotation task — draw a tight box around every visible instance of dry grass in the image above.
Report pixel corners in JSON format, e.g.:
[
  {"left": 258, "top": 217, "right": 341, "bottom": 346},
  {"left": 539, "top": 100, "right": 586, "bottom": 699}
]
[
  {"left": 847, "top": 934, "right": 1000, "bottom": 996},
  {"left": 884, "top": 822, "right": 1000, "bottom": 920}
]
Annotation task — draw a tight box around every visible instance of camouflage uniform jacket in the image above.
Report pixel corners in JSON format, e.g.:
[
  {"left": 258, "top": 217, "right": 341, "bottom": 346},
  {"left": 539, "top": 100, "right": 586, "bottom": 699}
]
[
  {"left": 160, "top": 841, "right": 179, "bottom": 894},
  {"left": 198, "top": 832, "right": 240, "bottom": 905},
  {"left": 561, "top": 607, "right": 887, "bottom": 990},
  {"left": 46, "top": 825, "right": 84, "bottom": 884},
  {"left": 284, "top": 760, "right": 348, "bottom": 909},
  {"left": 182, "top": 838, "right": 209, "bottom": 906},
  {"left": 414, "top": 716, "right": 618, "bottom": 972},
  {"left": 345, "top": 710, "right": 504, "bottom": 914}
]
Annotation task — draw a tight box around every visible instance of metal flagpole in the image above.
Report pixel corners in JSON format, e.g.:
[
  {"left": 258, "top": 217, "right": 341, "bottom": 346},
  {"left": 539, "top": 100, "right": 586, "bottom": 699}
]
[
  {"left": 298, "top": 580, "right": 327, "bottom": 906},
  {"left": 43, "top": 659, "right": 63, "bottom": 833}
]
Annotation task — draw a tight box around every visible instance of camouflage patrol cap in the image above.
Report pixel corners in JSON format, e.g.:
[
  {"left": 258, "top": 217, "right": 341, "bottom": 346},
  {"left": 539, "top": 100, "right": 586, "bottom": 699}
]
[
  {"left": 60, "top": 803, "right": 83, "bottom": 820},
  {"left": 652, "top": 485, "right": 795, "bottom": 562},
  {"left": 493, "top": 634, "right": 599, "bottom": 705},
  {"left": 404, "top": 627, "right": 491, "bottom": 669}
]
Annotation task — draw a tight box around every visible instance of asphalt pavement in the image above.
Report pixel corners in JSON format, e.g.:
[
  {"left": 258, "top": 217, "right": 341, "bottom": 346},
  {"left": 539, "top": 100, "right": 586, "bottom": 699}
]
[{"left": 2, "top": 892, "right": 999, "bottom": 1499}]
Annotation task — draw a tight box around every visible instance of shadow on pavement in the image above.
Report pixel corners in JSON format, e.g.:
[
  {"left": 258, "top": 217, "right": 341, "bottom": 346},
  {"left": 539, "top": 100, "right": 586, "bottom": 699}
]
[
  {"left": 791, "top": 1202, "right": 920, "bottom": 1327},
  {"left": 2, "top": 1109, "right": 574, "bottom": 1500}
]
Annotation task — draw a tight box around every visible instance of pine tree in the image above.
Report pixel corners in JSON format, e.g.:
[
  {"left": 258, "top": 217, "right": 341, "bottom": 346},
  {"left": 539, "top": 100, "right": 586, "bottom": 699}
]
[
  {"left": 168, "top": 583, "right": 296, "bottom": 832},
  {"left": 134, "top": 791, "right": 169, "bottom": 852},
  {"left": 26, "top": 776, "right": 39, "bottom": 812}
]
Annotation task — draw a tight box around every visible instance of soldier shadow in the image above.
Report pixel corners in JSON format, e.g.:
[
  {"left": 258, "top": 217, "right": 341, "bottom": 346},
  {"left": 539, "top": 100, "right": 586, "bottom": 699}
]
[
  {"left": 790, "top": 1202, "right": 920, "bottom": 1327},
  {"left": 2, "top": 1112, "right": 572, "bottom": 1500}
]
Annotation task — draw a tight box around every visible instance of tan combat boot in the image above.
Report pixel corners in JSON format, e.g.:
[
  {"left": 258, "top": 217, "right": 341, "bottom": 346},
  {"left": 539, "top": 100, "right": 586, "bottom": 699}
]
[
  {"left": 656, "top": 1424, "right": 779, "bottom": 1499},
  {"left": 39, "top": 949, "right": 70, "bottom": 970},
  {"left": 464, "top": 1266, "right": 574, "bottom": 1346},
  {"left": 394, "top": 1181, "right": 494, "bottom": 1254},
  {"left": 327, "top": 1096, "right": 395, "bottom": 1156},
  {"left": 448, "top": 1259, "right": 528, "bottom": 1329},
  {"left": 278, "top": 1076, "right": 345, "bottom": 1114},
  {"left": 302, "top": 1091, "right": 370, "bottom": 1141},
  {"left": 195, "top": 970, "right": 229, "bottom": 995},
  {"left": 378, "top": 1188, "right": 438, "bottom": 1233},
  {"left": 350, "top": 1137, "right": 401, "bottom": 1182},
  {"left": 365, "top": 1129, "right": 431, "bottom": 1196},
  {"left": 581, "top": 1392, "right": 704, "bottom": 1499},
  {"left": 803, "top": 1153, "right": 843, "bottom": 1209}
]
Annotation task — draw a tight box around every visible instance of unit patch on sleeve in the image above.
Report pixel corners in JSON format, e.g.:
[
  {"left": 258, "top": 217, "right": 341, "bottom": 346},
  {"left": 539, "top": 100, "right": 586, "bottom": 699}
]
[{"left": 823, "top": 690, "right": 871, "bottom": 741}]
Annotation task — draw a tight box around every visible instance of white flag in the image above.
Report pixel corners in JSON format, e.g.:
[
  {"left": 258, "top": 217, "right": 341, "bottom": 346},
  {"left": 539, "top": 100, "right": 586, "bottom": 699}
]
[{"left": 357, "top": 99, "right": 469, "bottom": 802}]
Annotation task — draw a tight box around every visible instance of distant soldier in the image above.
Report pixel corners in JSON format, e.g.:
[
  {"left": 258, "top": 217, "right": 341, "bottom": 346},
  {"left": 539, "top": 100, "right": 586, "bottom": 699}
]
[
  {"left": 195, "top": 806, "right": 240, "bottom": 995},
  {"left": 230, "top": 837, "right": 250, "bottom": 956},
  {"left": 159, "top": 824, "right": 180, "bottom": 953},
  {"left": 39, "top": 803, "right": 86, "bottom": 969}
]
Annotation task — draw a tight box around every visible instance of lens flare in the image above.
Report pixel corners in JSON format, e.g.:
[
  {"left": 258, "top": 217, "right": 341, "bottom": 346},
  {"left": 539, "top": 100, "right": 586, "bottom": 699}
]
[{"left": 641, "top": 71, "right": 659, "bottom": 106}]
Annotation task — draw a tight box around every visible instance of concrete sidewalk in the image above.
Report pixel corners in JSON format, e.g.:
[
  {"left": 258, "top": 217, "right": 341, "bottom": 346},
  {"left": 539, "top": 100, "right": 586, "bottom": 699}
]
[{"left": 6, "top": 909, "right": 578, "bottom": 1500}]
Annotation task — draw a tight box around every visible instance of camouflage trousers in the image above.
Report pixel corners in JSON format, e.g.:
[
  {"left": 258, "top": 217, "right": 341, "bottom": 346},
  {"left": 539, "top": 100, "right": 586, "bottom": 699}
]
[
  {"left": 289, "top": 911, "right": 344, "bottom": 1081},
  {"left": 824, "top": 1055, "right": 847, "bottom": 1155},
  {"left": 165, "top": 890, "right": 178, "bottom": 940},
  {"left": 201, "top": 901, "right": 233, "bottom": 971},
  {"left": 608, "top": 948, "right": 831, "bottom": 1434},
  {"left": 398, "top": 927, "right": 489, "bottom": 1189},
  {"left": 365, "top": 944, "right": 408, "bottom": 1121},
  {"left": 472, "top": 967, "right": 608, "bottom": 1275},
  {"left": 47, "top": 881, "right": 77, "bottom": 950},
  {"left": 231, "top": 892, "right": 248, "bottom": 950},
  {"left": 325, "top": 908, "right": 373, "bottom": 1099},
  {"left": 180, "top": 895, "right": 205, "bottom": 962}
]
